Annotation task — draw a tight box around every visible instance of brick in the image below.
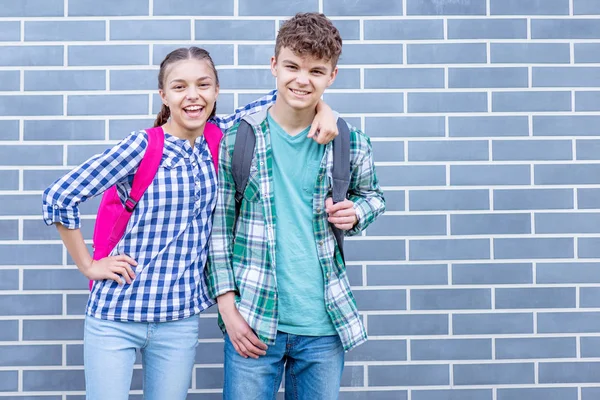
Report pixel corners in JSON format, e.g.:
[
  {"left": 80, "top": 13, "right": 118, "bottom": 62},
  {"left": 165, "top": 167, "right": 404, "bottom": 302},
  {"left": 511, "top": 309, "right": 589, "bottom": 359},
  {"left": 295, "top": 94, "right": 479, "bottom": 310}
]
[
  {"left": 534, "top": 67, "right": 600, "bottom": 87},
  {"left": 110, "top": 69, "right": 156, "bottom": 91},
  {"left": 539, "top": 362, "right": 600, "bottom": 383},
  {"left": 371, "top": 141, "right": 404, "bottom": 162},
  {"left": 453, "top": 313, "right": 533, "bottom": 335},
  {"left": 575, "top": 0, "right": 600, "bottom": 14},
  {"left": 25, "top": 70, "right": 105, "bottom": 91},
  {"left": 537, "top": 213, "right": 600, "bottom": 234},
  {"left": 451, "top": 165, "right": 530, "bottom": 186},
  {"left": 324, "top": 0, "right": 403, "bottom": 16},
  {"left": 492, "top": 91, "right": 571, "bottom": 112},
  {"left": 23, "top": 319, "right": 84, "bottom": 340},
  {"left": 576, "top": 91, "right": 600, "bottom": 111},
  {"left": 195, "top": 367, "right": 222, "bottom": 389},
  {"left": 410, "top": 239, "right": 490, "bottom": 261},
  {"left": 345, "top": 240, "right": 405, "bottom": 262},
  {"left": 195, "top": 20, "right": 274, "bottom": 40},
  {"left": 453, "top": 263, "right": 533, "bottom": 285},
  {"left": 369, "top": 314, "right": 448, "bottom": 336},
  {"left": 364, "top": 20, "right": 443, "bottom": 40},
  {"left": 409, "top": 140, "right": 488, "bottom": 162},
  {"left": 0, "top": 270, "right": 18, "bottom": 290},
  {"left": 339, "top": 44, "right": 403, "bottom": 65},
  {"left": 68, "top": 95, "right": 148, "bottom": 116},
  {"left": 0, "top": 244, "right": 62, "bottom": 265},
  {"left": 411, "top": 288, "right": 491, "bottom": 310},
  {"left": 0, "top": 120, "right": 19, "bottom": 140},
  {"left": 109, "top": 119, "right": 154, "bottom": 140},
  {"left": 0, "top": 46, "right": 63, "bottom": 67},
  {"left": 495, "top": 189, "right": 573, "bottom": 211},
  {"left": 575, "top": 44, "right": 600, "bottom": 63},
  {"left": 410, "top": 189, "right": 489, "bottom": 211},
  {"left": 408, "top": 92, "right": 487, "bottom": 113},
  {"left": 0, "top": 0, "right": 63, "bottom": 16},
  {"left": 69, "top": 0, "right": 148, "bottom": 15},
  {"left": 407, "top": 0, "right": 485, "bottom": 15},
  {"left": 454, "top": 363, "right": 534, "bottom": 385},
  {"left": 23, "top": 169, "right": 70, "bottom": 192},
  {"left": 69, "top": 45, "right": 149, "bottom": 66},
  {"left": 342, "top": 365, "right": 365, "bottom": 387},
  {"left": 347, "top": 264, "right": 362, "bottom": 287},
  {"left": 366, "top": 117, "right": 445, "bottom": 138},
  {"left": 378, "top": 190, "right": 404, "bottom": 213},
  {"left": 413, "top": 390, "right": 492, "bottom": 400},
  {"left": 66, "top": 344, "right": 83, "bottom": 365},
  {"left": 0, "top": 371, "right": 17, "bottom": 391},
  {"left": 450, "top": 67, "right": 528, "bottom": 88},
  {"left": 583, "top": 388, "right": 600, "bottom": 400},
  {"left": 0, "top": 220, "right": 18, "bottom": 240},
  {"left": 153, "top": 44, "right": 234, "bottom": 66},
  {"left": 581, "top": 337, "right": 600, "bottom": 357},
  {"left": 0, "top": 295, "right": 62, "bottom": 316},
  {"left": 345, "top": 340, "right": 407, "bottom": 362},
  {"left": 239, "top": 0, "right": 316, "bottom": 15},
  {"left": 498, "top": 388, "right": 578, "bottom": 400},
  {"left": 217, "top": 69, "right": 274, "bottom": 90},
  {"left": 237, "top": 44, "right": 274, "bottom": 65},
  {"left": 538, "top": 262, "right": 600, "bottom": 284},
  {"left": 323, "top": 93, "right": 403, "bottom": 113},
  {"left": 533, "top": 19, "right": 600, "bottom": 39},
  {"left": 67, "top": 144, "right": 107, "bottom": 165},
  {"left": 495, "top": 238, "right": 574, "bottom": 259},
  {"left": 452, "top": 213, "right": 531, "bottom": 235},
  {"left": 1, "top": 194, "right": 59, "bottom": 215},
  {"left": 538, "top": 312, "right": 600, "bottom": 333},
  {"left": 24, "top": 120, "right": 104, "bottom": 141},
  {"left": 412, "top": 339, "right": 491, "bottom": 361},
  {"left": 367, "top": 264, "right": 448, "bottom": 286},
  {"left": 195, "top": 342, "right": 224, "bottom": 364},
  {"left": 23, "top": 370, "right": 85, "bottom": 391},
  {"left": 0, "top": 171, "right": 18, "bottom": 190},
  {"left": 339, "top": 392, "right": 407, "bottom": 400},
  {"left": 497, "top": 287, "right": 575, "bottom": 309},
  {"left": 0, "top": 145, "right": 62, "bottom": 166},
  {"left": 154, "top": 0, "right": 232, "bottom": 15},
  {"left": 25, "top": 21, "right": 104, "bottom": 41},
  {"left": 535, "top": 164, "right": 600, "bottom": 185},
  {"left": 66, "top": 294, "right": 88, "bottom": 315},
  {"left": 23, "top": 269, "right": 87, "bottom": 290},
  {"left": 577, "top": 139, "right": 600, "bottom": 160},
  {"left": 449, "top": 116, "right": 529, "bottom": 137},
  {"left": 353, "top": 289, "right": 406, "bottom": 311},
  {"left": 579, "top": 188, "right": 600, "bottom": 209},
  {"left": 0, "top": 321, "right": 18, "bottom": 341},
  {"left": 369, "top": 365, "right": 449, "bottom": 386},
  {"left": 365, "top": 68, "right": 444, "bottom": 89},
  {"left": 493, "top": 139, "right": 572, "bottom": 161},
  {"left": 367, "top": 215, "right": 446, "bottom": 236},
  {"left": 491, "top": 0, "right": 569, "bottom": 15},
  {"left": 332, "top": 20, "right": 361, "bottom": 40},
  {"left": 0, "top": 71, "right": 18, "bottom": 91},
  {"left": 0, "top": 345, "right": 62, "bottom": 366},
  {"left": 491, "top": 43, "right": 570, "bottom": 63},
  {"left": 408, "top": 43, "right": 486, "bottom": 65},
  {"left": 580, "top": 288, "right": 600, "bottom": 308},
  {"left": 111, "top": 20, "right": 190, "bottom": 41},
  {"left": 448, "top": 19, "right": 527, "bottom": 39},
  {"left": 0, "top": 95, "right": 63, "bottom": 116}
]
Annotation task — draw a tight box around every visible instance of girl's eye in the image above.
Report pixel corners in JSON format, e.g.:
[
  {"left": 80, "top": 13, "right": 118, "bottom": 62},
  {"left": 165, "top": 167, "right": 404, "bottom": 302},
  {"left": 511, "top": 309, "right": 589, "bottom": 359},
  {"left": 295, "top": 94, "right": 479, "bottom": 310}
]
[{"left": 174, "top": 85, "right": 184, "bottom": 90}]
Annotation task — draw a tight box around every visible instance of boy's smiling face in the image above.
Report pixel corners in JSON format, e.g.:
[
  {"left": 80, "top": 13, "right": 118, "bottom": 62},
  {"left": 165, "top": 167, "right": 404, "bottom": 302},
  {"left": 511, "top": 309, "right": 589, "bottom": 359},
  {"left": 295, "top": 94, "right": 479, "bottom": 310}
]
[{"left": 271, "top": 47, "right": 338, "bottom": 112}]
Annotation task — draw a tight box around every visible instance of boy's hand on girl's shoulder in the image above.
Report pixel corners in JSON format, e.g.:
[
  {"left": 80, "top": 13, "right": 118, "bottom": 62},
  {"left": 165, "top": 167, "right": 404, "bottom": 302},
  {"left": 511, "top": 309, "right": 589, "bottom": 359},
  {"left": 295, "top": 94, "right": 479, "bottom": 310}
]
[
  {"left": 84, "top": 255, "right": 137, "bottom": 285},
  {"left": 218, "top": 293, "right": 268, "bottom": 359},
  {"left": 325, "top": 197, "right": 358, "bottom": 231}
]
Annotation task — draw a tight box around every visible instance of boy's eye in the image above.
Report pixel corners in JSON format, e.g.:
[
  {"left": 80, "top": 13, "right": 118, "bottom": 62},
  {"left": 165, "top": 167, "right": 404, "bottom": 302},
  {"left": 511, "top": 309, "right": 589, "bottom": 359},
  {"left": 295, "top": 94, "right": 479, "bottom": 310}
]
[
  {"left": 286, "top": 65, "right": 297, "bottom": 70},
  {"left": 312, "top": 71, "right": 323, "bottom": 75}
]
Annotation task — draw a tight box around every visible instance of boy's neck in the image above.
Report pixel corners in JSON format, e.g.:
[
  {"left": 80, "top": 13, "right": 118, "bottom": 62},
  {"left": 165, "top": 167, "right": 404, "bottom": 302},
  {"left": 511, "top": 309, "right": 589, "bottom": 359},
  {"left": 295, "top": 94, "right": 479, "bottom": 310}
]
[{"left": 269, "top": 98, "right": 316, "bottom": 136}]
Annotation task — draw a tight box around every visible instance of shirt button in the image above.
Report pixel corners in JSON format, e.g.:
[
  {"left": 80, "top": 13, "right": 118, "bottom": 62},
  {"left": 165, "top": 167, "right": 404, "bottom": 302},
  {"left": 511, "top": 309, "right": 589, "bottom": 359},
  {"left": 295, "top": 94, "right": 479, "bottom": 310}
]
[
  {"left": 317, "top": 208, "right": 322, "bottom": 213},
  {"left": 259, "top": 161, "right": 264, "bottom": 166},
  {"left": 318, "top": 176, "right": 323, "bottom": 181},
  {"left": 53, "top": 205, "right": 58, "bottom": 209},
  {"left": 328, "top": 304, "right": 333, "bottom": 310},
  {"left": 319, "top": 241, "right": 324, "bottom": 246},
  {"left": 326, "top": 272, "right": 330, "bottom": 279}
]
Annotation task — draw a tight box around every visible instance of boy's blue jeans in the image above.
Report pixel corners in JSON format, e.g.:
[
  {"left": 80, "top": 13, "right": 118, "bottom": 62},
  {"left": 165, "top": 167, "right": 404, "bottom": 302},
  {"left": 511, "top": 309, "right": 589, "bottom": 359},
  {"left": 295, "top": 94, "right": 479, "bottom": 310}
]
[
  {"left": 224, "top": 331, "right": 345, "bottom": 400},
  {"left": 83, "top": 314, "right": 199, "bottom": 400}
]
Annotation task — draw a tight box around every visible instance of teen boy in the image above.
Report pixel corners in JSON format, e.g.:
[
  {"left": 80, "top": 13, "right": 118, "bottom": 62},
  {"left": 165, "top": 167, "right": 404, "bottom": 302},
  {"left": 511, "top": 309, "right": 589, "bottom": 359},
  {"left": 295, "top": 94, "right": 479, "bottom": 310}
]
[{"left": 207, "top": 12, "right": 385, "bottom": 400}]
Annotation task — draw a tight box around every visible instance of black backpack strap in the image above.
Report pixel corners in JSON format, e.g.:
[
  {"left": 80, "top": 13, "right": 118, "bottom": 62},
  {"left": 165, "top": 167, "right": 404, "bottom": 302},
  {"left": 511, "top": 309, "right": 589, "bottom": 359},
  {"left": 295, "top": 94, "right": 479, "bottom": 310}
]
[
  {"left": 331, "top": 118, "right": 351, "bottom": 262},
  {"left": 232, "top": 120, "right": 256, "bottom": 217}
]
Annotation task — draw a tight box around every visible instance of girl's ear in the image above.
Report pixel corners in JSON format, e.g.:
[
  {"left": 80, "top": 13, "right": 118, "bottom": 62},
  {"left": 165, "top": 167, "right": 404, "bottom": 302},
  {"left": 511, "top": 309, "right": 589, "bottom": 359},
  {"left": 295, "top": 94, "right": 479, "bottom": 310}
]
[{"left": 159, "top": 89, "right": 167, "bottom": 105}]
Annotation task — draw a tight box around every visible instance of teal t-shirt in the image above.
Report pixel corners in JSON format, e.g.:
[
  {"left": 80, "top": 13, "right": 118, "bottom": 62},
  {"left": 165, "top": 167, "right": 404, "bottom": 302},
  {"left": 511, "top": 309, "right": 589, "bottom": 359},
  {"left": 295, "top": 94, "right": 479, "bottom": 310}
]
[{"left": 267, "top": 112, "right": 337, "bottom": 336}]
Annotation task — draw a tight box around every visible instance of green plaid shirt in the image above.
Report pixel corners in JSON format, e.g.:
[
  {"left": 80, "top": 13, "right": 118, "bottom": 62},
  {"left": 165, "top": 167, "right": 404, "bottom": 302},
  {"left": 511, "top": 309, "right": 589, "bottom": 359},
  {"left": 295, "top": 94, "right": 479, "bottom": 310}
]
[{"left": 207, "top": 108, "right": 385, "bottom": 351}]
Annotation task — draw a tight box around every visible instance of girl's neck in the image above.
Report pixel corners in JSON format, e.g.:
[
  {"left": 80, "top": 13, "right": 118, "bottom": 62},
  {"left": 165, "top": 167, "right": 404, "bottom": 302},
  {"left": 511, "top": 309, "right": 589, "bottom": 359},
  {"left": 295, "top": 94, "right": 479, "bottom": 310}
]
[{"left": 163, "top": 121, "right": 206, "bottom": 147}]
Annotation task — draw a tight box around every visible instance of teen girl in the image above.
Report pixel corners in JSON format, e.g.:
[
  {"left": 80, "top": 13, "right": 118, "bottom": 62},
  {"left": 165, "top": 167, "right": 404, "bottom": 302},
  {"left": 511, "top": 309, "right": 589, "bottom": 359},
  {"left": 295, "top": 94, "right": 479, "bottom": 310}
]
[{"left": 41, "top": 47, "right": 337, "bottom": 400}]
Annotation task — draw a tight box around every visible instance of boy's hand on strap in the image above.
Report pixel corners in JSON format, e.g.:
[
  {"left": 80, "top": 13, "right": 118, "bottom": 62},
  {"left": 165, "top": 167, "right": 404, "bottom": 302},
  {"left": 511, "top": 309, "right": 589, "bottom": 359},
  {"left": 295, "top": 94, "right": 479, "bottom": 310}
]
[
  {"left": 325, "top": 197, "right": 358, "bottom": 231},
  {"left": 218, "top": 292, "right": 268, "bottom": 359},
  {"left": 308, "top": 99, "right": 338, "bottom": 145}
]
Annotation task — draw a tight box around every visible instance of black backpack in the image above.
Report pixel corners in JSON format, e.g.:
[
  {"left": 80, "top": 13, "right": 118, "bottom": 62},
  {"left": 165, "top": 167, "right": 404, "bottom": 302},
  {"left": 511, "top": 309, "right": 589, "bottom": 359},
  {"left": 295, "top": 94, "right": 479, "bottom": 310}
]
[{"left": 232, "top": 118, "right": 351, "bottom": 261}]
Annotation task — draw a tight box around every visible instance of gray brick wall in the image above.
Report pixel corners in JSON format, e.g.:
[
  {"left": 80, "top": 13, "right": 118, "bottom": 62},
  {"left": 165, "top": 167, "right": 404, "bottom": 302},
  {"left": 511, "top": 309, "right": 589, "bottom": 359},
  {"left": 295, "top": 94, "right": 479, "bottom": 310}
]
[{"left": 2, "top": 0, "right": 600, "bottom": 398}]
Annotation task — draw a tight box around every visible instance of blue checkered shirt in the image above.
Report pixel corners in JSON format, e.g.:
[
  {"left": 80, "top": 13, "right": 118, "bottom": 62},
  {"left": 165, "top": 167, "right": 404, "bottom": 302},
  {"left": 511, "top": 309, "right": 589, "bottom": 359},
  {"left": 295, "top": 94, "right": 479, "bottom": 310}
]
[{"left": 42, "top": 91, "right": 276, "bottom": 322}]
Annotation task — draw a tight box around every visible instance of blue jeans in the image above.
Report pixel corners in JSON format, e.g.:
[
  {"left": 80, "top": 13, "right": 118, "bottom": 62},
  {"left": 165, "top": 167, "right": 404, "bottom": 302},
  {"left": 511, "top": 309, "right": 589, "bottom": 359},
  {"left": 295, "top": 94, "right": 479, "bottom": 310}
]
[
  {"left": 83, "top": 314, "right": 199, "bottom": 400},
  {"left": 224, "top": 331, "right": 345, "bottom": 400}
]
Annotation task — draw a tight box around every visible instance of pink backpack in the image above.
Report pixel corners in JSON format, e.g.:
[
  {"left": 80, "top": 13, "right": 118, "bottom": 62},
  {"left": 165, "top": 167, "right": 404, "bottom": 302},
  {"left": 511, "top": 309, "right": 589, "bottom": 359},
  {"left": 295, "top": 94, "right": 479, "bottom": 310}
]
[{"left": 89, "top": 123, "right": 223, "bottom": 289}]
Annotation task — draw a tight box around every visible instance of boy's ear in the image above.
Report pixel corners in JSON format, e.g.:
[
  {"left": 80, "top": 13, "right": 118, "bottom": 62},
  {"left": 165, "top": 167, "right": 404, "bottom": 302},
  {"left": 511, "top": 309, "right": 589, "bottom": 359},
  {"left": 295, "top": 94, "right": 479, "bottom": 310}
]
[
  {"left": 270, "top": 55, "right": 278, "bottom": 77},
  {"left": 327, "top": 66, "right": 338, "bottom": 88}
]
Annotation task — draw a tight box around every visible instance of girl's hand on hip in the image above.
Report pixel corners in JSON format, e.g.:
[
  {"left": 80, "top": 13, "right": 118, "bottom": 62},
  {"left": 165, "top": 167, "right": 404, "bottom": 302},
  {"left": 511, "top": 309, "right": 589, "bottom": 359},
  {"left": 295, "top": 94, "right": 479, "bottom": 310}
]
[{"left": 83, "top": 255, "right": 137, "bottom": 285}]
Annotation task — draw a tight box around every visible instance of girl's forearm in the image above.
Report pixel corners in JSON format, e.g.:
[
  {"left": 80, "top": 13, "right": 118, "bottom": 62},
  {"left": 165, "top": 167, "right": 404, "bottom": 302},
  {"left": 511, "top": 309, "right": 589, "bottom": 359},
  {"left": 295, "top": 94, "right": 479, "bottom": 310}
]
[{"left": 55, "top": 224, "right": 93, "bottom": 274}]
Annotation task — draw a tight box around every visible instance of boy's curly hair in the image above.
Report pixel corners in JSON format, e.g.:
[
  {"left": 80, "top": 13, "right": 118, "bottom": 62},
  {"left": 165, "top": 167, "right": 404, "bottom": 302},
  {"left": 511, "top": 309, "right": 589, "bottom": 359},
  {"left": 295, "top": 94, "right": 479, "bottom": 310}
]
[{"left": 275, "top": 12, "right": 342, "bottom": 68}]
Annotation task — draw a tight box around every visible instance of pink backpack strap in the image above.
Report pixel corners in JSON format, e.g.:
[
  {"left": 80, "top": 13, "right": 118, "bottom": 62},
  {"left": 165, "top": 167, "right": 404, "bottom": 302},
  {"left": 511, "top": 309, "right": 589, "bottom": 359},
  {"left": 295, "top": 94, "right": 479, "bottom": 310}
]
[
  {"left": 203, "top": 121, "right": 223, "bottom": 172},
  {"left": 107, "top": 126, "right": 165, "bottom": 246}
]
